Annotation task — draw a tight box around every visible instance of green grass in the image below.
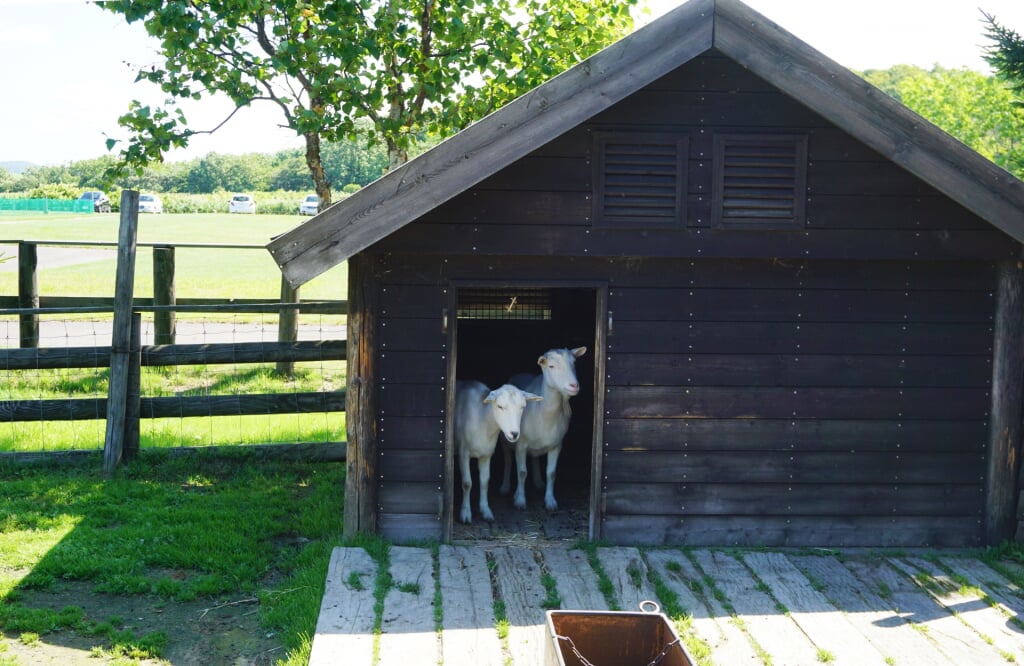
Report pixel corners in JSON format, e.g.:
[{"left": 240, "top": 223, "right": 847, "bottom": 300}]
[
  {"left": 0, "top": 453, "right": 344, "bottom": 663},
  {"left": 0, "top": 212, "right": 348, "bottom": 301}
]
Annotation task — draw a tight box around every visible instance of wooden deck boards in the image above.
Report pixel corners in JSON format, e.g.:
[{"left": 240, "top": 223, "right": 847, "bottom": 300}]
[{"left": 311, "top": 545, "right": 1024, "bottom": 665}]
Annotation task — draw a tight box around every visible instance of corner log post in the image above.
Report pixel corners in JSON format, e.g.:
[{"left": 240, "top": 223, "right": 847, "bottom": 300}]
[
  {"left": 344, "top": 252, "right": 379, "bottom": 538},
  {"left": 989, "top": 258, "right": 1024, "bottom": 543}
]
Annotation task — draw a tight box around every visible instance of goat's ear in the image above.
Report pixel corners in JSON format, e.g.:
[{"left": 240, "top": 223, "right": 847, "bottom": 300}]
[
  {"left": 572, "top": 346, "right": 587, "bottom": 358},
  {"left": 537, "top": 355, "right": 547, "bottom": 367},
  {"left": 483, "top": 392, "right": 496, "bottom": 404},
  {"left": 524, "top": 392, "right": 543, "bottom": 402}
]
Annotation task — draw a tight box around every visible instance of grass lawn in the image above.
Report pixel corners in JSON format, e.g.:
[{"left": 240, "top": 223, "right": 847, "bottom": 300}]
[
  {"left": 0, "top": 212, "right": 348, "bottom": 301},
  {"left": 0, "top": 453, "right": 346, "bottom": 665}
]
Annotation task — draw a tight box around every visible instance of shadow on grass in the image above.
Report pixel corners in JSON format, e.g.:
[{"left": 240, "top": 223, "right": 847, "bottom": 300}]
[{"left": 0, "top": 449, "right": 345, "bottom": 664}]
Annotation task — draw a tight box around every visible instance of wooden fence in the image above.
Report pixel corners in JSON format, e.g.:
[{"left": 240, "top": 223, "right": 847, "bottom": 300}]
[{"left": 0, "top": 212, "right": 348, "bottom": 471}]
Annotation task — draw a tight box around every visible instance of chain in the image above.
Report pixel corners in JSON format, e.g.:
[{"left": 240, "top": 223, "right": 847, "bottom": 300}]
[{"left": 554, "top": 634, "right": 683, "bottom": 666}]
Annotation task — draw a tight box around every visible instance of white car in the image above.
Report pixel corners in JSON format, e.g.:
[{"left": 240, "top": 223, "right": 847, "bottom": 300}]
[
  {"left": 138, "top": 193, "right": 163, "bottom": 214},
  {"left": 299, "top": 194, "right": 319, "bottom": 215},
  {"left": 228, "top": 194, "right": 257, "bottom": 214}
]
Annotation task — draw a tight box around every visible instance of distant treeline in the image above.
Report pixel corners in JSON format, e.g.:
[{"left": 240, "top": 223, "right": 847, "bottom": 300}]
[{"left": 0, "top": 129, "right": 423, "bottom": 196}]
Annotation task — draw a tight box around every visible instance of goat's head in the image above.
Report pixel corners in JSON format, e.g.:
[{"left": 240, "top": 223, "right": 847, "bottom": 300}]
[
  {"left": 537, "top": 347, "right": 587, "bottom": 397},
  {"left": 484, "top": 384, "right": 542, "bottom": 442}
]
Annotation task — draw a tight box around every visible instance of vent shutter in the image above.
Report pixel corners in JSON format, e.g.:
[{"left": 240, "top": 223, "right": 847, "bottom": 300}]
[
  {"left": 594, "top": 133, "right": 687, "bottom": 226},
  {"left": 713, "top": 134, "right": 808, "bottom": 229}
]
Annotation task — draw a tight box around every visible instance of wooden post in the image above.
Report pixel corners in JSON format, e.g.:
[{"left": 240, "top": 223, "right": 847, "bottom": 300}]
[
  {"left": 277, "top": 275, "right": 300, "bottom": 376},
  {"left": 153, "top": 246, "right": 176, "bottom": 345},
  {"left": 344, "top": 252, "right": 379, "bottom": 538},
  {"left": 123, "top": 312, "right": 142, "bottom": 460},
  {"left": 988, "top": 259, "right": 1024, "bottom": 544},
  {"left": 17, "top": 241, "right": 38, "bottom": 348},
  {"left": 103, "top": 190, "right": 140, "bottom": 477}
]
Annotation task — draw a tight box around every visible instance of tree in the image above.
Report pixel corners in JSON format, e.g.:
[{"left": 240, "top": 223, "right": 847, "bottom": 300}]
[
  {"left": 983, "top": 10, "right": 1024, "bottom": 102},
  {"left": 863, "top": 65, "right": 1024, "bottom": 178},
  {"left": 101, "top": 0, "right": 638, "bottom": 210}
]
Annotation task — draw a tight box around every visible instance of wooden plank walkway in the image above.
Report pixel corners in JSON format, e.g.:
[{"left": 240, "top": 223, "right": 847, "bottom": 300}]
[{"left": 309, "top": 545, "right": 1024, "bottom": 665}]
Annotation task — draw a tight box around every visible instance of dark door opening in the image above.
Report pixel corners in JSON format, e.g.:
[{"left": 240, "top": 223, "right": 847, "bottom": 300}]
[{"left": 448, "top": 285, "right": 600, "bottom": 540}]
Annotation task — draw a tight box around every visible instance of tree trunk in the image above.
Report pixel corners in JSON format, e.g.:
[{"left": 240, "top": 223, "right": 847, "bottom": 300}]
[
  {"left": 304, "top": 131, "right": 332, "bottom": 209},
  {"left": 386, "top": 136, "right": 409, "bottom": 171}
]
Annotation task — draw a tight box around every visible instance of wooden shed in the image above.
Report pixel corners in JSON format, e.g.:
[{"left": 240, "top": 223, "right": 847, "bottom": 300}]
[{"left": 268, "top": 0, "right": 1024, "bottom": 547}]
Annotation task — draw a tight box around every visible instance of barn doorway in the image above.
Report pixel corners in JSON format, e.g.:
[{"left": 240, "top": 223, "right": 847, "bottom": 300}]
[{"left": 446, "top": 284, "right": 605, "bottom": 542}]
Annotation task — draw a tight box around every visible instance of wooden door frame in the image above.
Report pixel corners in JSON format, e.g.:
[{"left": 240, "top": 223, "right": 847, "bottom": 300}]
[{"left": 442, "top": 280, "right": 608, "bottom": 542}]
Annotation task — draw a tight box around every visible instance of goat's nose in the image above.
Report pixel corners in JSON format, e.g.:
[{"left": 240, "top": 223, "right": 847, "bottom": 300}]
[
  {"left": 507, "top": 431, "right": 519, "bottom": 442},
  {"left": 568, "top": 383, "right": 580, "bottom": 394}
]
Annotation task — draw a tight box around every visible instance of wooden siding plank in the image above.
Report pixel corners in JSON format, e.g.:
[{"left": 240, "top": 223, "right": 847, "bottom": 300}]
[
  {"left": 379, "top": 450, "right": 444, "bottom": 482},
  {"left": 612, "top": 287, "right": 995, "bottom": 323},
  {"left": 308, "top": 547, "right": 377, "bottom": 666},
  {"left": 269, "top": 0, "right": 717, "bottom": 286},
  {"left": 379, "top": 546, "right": 438, "bottom": 666},
  {"left": 379, "top": 317, "right": 446, "bottom": 352},
  {"left": 645, "top": 550, "right": 761, "bottom": 665},
  {"left": 379, "top": 513, "right": 441, "bottom": 543},
  {"left": 379, "top": 482, "right": 442, "bottom": 514},
  {"left": 378, "top": 383, "right": 445, "bottom": 417},
  {"left": 381, "top": 255, "right": 996, "bottom": 291},
  {"left": 602, "top": 450, "right": 985, "bottom": 484},
  {"left": 377, "top": 224, "right": 1016, "bottom": 262},
  {"left": 604, "top": 386, "right": 990, "bottom": 420},
  {"left": 742, "top": 551, "right": 890, "bottom": 665},
  {"left": 601, "top": 515, "right": 983, "bottom": 547},
  {"left": 691, "top": 549, "right": 820, "bottom": 665},
  {"left": 593, "top": 89, "right": 829, "bottom": 128},
  {"left": 541, "top": 546, "right": 609, "bottom": 611},
  {"left": 381, "top": 284, "right": 447, "bottom": 318},
  {"left": 606, "top": 353, "right": 993, "bottom": 388},
  {"left": 380, "top": 351, "right": 447, "bottom": 385},
  {"left": 421, "top": 190, "right": 591, "bottom": 226},
  {"left": 611, "top": 321, "right": 995, "bottom": 355},
  {"left": 379, "top": 416, "right": 446, "bottom": 450},
  {"left": 790, "top": 554, "right": 949, "bottom": 666},
  {"left": 490, "top": 546, "right": 548, "bottom": 666},
  {"left": 438, "top": 545, "right": 503, "bottom": 666},
  {"left": 603, "top": 483, "right": 983, "bottom": 517},
  {"left": 603, "top": 418, "right": 986, "bottom": 452}
]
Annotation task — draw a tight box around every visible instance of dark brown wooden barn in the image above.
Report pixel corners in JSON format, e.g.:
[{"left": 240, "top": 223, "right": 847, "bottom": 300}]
[{"left": 268, "top": 0, "right": 1024, "bottom": 547}]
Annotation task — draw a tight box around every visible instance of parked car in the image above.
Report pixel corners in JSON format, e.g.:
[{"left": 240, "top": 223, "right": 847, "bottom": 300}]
[
  {"left": 299, "top": 194, "right": 319, "bottom": 215},
  {"left": 79, "top": 190, "right": 111, "bottom": 213},
  {"left": 138, "top": 193, "right": 163, "bottom": 214},
  {"left": 228, "top": 194, "right": 257, "bottom": 214}
]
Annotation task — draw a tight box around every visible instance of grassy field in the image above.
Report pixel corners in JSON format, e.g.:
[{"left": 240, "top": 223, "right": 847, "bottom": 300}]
[
  {"left": 0, "top": 212, "right": 348, "bottom": 300},
  {"left": 0, "top": 212, "right": 347, "bottom": 453},
  {"left": 0, "top": 452, "right": 348, "bottom": 665}
]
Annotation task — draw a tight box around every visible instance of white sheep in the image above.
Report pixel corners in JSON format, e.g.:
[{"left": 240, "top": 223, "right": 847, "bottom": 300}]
[
  {"left": 499, "top": 347, "right": 587, "bottom": 511},
  {"left": 454, "top": 380, "right": 542, "bottom": 524}
]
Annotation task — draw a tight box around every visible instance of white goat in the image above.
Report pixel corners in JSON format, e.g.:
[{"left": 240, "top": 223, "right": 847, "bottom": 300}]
[
  {"left": 454, "top": 381, "right": 542, "bottom": 524},
  {"left": 499, "top": 347, "right": 587, "bottom": 511}
]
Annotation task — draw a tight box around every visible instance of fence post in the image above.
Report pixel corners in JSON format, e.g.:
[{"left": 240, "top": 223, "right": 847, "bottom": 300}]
[
  {"left": 153, "top": 245, "right": 176, "bottom": 345},
  {"left": 17, "top": 241, "right": 38, "bottom": 348},
  {"left": 103, "top": 190, "right": 140, "bottom": 477},
  {"left": 277, "top": 275, "right": 300, "bottom": 376},
  {"left": 123, "top": 312, "right": 142, "bottom": 460}
]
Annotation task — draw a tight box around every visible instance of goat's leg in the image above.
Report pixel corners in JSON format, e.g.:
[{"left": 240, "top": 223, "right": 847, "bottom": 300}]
[
  {"left": 477, "top": 454, "right": 494, "bottom": 521},
  {"left": 543, "top": 445, "right": 561, "bottom": 511},
  {"left": 513, "top": 444, "right": 529, "bottom": 509},
  {"left": 499, "top": 443, "right": 513, "bottom": 495},
  {"left": 459, "top": 448, "right": 474, "bottom": 523},
  {"left": 530, "top": 453, "right": 545, "bottom": 490}
]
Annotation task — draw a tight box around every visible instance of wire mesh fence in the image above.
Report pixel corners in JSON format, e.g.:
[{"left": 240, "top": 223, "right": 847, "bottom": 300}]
[{"left": 0, "top": 307, "right": 347, "bottom": 455}]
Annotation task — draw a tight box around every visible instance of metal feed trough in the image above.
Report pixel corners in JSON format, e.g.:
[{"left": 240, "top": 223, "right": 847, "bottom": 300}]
[{"left": 545, "top": 602, "right": 695, "bottom": 666}]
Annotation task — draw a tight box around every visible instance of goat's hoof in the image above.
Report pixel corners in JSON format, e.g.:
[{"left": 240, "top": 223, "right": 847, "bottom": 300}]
[
  {"left": 459, "top": 511, "right": 473, "bottom": 524},
  {"left": 481, "top": 511, "right": 494, "bottom": 522},
  {"left": 513, "top": 497, "right": 526, "bottom": 510},
  {"left": 545, "top": 500, "right": 558, "bottom": 512}
]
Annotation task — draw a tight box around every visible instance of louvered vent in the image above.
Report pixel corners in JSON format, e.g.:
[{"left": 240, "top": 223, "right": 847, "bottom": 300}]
[
  {"left": 594, "top": 133, "right": 687, "bottom": 226},
  {"left": 713, "top": 134, "right": 808, "bottom": 229}
]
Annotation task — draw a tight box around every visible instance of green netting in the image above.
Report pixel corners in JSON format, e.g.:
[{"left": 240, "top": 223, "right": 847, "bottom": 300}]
[{"left": 0, "top": 198, "right": 95, "bottom": 213}]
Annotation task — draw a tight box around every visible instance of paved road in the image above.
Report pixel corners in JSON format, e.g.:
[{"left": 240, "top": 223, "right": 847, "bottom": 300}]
[{"left": 0, "top": 319, "right": 346, "bottom": 347}]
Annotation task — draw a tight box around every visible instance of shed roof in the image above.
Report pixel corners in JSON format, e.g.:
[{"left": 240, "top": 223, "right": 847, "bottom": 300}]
[{"left": 268, "top": 0, "right": 1024, "bottom": 287}]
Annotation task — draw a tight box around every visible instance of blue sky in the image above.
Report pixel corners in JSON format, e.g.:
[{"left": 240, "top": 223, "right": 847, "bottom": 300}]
[{"left": 3, "top": 0, "right": 1024, "bottom": 167}]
